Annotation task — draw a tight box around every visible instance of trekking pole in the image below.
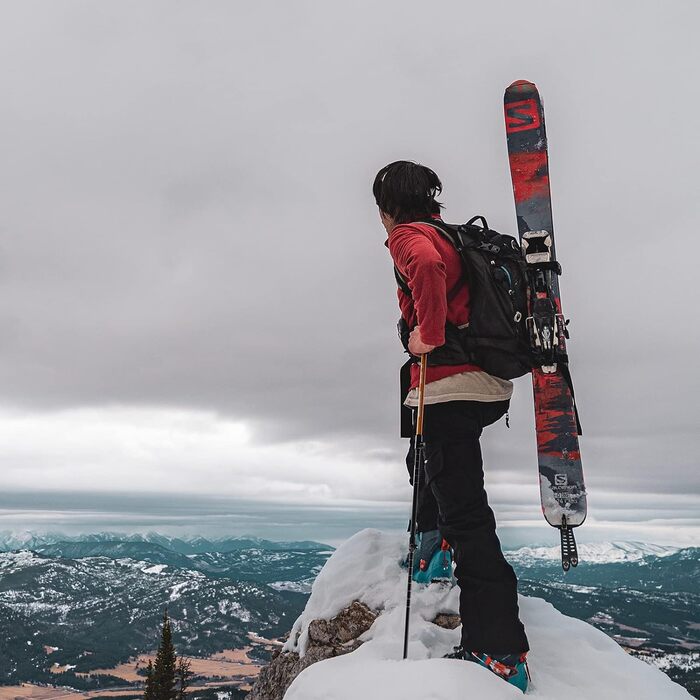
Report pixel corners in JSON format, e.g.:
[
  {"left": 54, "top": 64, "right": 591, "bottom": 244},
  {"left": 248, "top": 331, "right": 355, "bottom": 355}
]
[{"left": 403, "top": 353, "right": 428, "bottom": 660}]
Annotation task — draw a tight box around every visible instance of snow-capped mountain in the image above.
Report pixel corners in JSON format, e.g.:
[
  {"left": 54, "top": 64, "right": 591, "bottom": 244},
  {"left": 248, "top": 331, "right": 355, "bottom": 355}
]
[
  {"left": 0, "top": 549, "right": 299, "bottom": 683},
  {"left": 507, "top": 541, "right": 682, "bottom": 564},
  {"left": 0, "top": 530, "right": 330, "bottom": 554},
  {"left": 504, "top": 541, "right": 699, "bottom": 696},
  {"left": 0, "top": 535, "right": 334, "bottom": 687}
]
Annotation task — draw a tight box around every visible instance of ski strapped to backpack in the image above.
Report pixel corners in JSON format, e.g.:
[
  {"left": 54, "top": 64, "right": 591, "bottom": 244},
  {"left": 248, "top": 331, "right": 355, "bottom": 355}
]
[
  {"left": 505, "top": 79, "right": 586, "bottom": 570},
  {"left": 395, "top": 216, "right": 532, "bottom": 381}
]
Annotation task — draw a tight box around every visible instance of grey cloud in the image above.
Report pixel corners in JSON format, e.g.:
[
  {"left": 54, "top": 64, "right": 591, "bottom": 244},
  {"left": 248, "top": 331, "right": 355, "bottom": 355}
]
[{"left": 0, "top": 1, "right": 697, "bottom": 530}]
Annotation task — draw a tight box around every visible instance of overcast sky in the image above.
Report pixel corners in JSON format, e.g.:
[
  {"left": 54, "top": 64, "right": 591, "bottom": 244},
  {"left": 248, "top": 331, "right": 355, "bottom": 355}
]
[{"left": 0, "top": 0, "right": 697, "bottom": 547}]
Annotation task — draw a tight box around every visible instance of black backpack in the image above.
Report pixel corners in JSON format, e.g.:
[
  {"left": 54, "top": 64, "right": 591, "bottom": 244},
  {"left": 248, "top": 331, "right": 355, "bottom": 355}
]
[{"left": 395, "top": 216, "right": 533, "bottom": 381}]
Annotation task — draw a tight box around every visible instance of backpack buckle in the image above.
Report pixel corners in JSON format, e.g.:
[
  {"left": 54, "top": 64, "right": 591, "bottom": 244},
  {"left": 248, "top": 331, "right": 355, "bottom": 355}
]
[{"left": 479, "top": 242, "right": 501, "bottom": 254}]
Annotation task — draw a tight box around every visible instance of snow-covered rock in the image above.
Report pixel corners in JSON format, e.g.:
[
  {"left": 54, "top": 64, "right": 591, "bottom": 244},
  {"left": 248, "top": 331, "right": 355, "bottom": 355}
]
[
  {"left": 249, "top": 600, "right": 379, "bottom": 700},
  {"left": 268, "top": 529, "right": 692, "bottom": 699}
]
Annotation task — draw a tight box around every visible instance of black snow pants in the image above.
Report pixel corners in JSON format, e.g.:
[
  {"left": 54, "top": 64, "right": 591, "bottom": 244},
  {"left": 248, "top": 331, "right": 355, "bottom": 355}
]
[{"left": 406, "top": 399, "right": 529, "bottom": 655}]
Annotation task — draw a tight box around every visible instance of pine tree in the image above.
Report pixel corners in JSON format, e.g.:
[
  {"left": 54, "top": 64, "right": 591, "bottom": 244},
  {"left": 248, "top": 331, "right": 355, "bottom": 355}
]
[
  {"left": 152, "top": 609, "right": 177, "bottom": 700},
  {"left": 144, "top": 659, "right": 156, "bottom": 700},
  {"left": 175, "top": 657, "right": 194, "bottom": 700}
]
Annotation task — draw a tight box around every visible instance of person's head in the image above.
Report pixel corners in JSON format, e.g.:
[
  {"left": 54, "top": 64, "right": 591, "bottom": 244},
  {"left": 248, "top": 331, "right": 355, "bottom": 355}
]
[{"left": 373, "top": 160, "right": 443, "bottom": 230}]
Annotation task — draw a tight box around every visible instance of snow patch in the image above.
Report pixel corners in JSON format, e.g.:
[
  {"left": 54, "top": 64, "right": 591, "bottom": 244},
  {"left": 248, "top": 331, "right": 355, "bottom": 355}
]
[
  {"left": 0, "top": 551, "right": 44, "bottom": 570},
  {"left": 268, "top": 578, "right": 315, "bottom": 594},
  {"left": 142, "top": 564, "right": 168, "bottom": 575},
  {"left": 648, "top": 652, "right": 700, "bottom": 674},
  {"left": 169, "top": 581, "right": 189, "bottom": 601}
]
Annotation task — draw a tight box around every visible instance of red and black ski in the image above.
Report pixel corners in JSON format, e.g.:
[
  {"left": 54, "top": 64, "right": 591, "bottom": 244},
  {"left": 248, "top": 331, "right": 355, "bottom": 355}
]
[{"left": 504, "top": 80, "right": 587, "bottom": 570}]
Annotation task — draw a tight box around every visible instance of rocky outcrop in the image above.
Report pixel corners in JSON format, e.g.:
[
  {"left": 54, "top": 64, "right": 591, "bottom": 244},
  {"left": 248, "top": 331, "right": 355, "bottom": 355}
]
[
  {"left": 248, "top": 601, "right": 379, "bottom": 700},
  {"left": 432, "top": 613, "right": 460, "bottom": 630},
  {"left": 249, "top": 600, "right": 462, "bottom": 700}
]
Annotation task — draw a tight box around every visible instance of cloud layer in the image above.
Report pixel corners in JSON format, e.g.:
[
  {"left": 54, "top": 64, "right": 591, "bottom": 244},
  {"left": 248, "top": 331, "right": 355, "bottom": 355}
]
[{"left": 0, "top": 1, "right": 697, "bottom": 542}]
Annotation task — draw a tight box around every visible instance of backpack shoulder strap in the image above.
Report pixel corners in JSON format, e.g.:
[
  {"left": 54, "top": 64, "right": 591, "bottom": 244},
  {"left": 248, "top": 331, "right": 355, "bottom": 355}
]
[
  {"left": 394, "top": 266, "right": 412, "bottom": 296},
  {"left": 414, "top": 220, "right": 471, "bottom": 301},
  {"left": 393, "top": 218, "right": 485, "bottom": 298},
  {"left": 393, "top": 221, "right": 455, "bottom": 299},
  {"left": 416, "top": 218, "right": 487, "bottom": 252},
  {"left": 415, "top": 219, "right": 461, "bottom": 247}
]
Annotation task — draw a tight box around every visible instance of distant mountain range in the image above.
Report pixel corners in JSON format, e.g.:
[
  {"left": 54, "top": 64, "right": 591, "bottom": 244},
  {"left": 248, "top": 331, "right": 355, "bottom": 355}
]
[
  {"left": 0, "top": 533, "right": 697, "bottom": 698},
  {"left": 508, "top": 540, "right": 683, "bottom": 564},
  {"left": 506, "top": 542, "right": 699, "bottom": 697},
  {"left": 0, "top": 532, "right": 334, "bottom": 689},
  {"left": 0, "top": 530, "right": 330, "bottom": 554}
]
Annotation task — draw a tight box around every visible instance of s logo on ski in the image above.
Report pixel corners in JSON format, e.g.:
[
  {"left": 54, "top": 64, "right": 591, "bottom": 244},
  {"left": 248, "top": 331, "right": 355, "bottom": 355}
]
[
  {"left": 554, "top": 473, "right": 568, "bottom": 487},
  {"left": 505, "top": 99, "right": 541, "bottom": 133}
]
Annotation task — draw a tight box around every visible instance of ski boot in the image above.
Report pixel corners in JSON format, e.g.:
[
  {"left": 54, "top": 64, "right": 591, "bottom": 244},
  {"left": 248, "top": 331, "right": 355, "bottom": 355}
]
[
  {"left": 413, "top": 530, "right": 453, "bottom": 584},
  {"left": 444, "top": 646, "right": 530, "bottom": 693}
]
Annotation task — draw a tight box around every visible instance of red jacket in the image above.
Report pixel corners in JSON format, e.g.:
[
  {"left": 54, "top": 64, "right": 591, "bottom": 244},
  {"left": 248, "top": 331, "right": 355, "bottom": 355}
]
[{"left": 388, "top": 218, "right": 480, "bottom": 389}]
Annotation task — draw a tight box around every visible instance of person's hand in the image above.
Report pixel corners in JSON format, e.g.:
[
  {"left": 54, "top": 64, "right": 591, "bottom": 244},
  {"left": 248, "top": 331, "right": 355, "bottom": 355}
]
[{"left": 408, "top": 326, "right": 436, "bottom": 356}]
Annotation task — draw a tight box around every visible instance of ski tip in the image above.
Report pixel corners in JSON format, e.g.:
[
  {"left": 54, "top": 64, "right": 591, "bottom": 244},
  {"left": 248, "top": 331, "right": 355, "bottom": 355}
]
[{"left": 506, "top": 79, "right": 538, "bottom": 95}]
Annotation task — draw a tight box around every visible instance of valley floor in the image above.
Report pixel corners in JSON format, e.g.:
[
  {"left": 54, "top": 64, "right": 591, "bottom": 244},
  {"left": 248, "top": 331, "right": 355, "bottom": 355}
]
[
  {"left": 0, "top": 679, "right": 247, "bottom": 700},
  {"left": 0, "top": 639, "right": 283, "bottom": 700}
]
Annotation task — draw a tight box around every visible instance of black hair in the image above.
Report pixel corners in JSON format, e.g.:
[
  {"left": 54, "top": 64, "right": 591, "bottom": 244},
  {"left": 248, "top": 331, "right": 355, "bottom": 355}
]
[{"left": 372, "top": 160, "right": 443, "bottom": 224}]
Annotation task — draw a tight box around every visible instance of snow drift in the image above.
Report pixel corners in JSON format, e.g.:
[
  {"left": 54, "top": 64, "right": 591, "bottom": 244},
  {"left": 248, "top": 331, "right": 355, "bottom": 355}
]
[{"left": 281, "top": 529, "right": 691, "bottom": 699}]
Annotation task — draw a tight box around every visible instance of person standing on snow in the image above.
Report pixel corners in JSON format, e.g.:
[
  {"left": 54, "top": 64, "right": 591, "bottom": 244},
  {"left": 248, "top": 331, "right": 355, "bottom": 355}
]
[{"left": 373, "top": 160, "right": 530, "bottom": 690}]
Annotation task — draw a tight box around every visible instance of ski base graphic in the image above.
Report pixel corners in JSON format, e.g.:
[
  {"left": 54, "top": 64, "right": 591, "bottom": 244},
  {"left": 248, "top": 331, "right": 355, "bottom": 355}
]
[{"left": 505, "top": 80, "right": 587, "bottom": 571}]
